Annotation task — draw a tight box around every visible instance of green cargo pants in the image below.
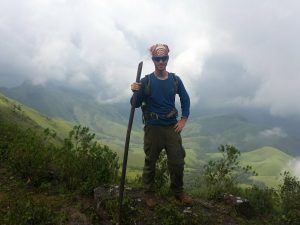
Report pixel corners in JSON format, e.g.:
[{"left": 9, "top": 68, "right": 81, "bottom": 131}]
[{"left": 142, "top": 124, "right": 186, "bottom": 195}]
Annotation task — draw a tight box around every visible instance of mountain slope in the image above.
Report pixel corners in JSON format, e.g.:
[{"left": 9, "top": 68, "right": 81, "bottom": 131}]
[
  {"left": 183, "top": 114, "right": 300, "bottom": 159},
  {"left": 241, "top": 146, "right": 292, "bottom": 176},
  {"left": 1, "top": 82, "right": 300, "bottom": 157},
  {"left": 0, "top": 83, "right": 143, "bottom": 149},
  {"left": 0, "top": 92, "right": 295, "bottom": 187},
  {"left": 240, "top": 146, "right": 292, "bottom": 187},
  {"left": 0, "top": 93, "right": 73, "bottom": 140}
]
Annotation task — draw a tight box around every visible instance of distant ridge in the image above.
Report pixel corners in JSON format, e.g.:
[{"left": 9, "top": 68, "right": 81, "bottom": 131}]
[{"left": 1, "top": 82, "right": 300, "bottom": 157}]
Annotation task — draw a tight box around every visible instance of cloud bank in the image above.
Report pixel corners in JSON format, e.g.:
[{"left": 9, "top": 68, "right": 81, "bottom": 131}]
[
  {"left": 288, "top": 158, "right": 300, "bottom": 179},
  {"left": 0, "top": 0, "right": 299, "bottom": 117}
]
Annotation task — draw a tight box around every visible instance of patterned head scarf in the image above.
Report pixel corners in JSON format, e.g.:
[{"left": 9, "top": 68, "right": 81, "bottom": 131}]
[{"left": 149, "top": 44, "right": 170, "bottom": 56}]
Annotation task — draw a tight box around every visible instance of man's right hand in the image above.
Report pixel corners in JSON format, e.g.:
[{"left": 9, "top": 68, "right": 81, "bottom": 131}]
[{"left": 131, "top": 82, "right": 141, "bottom": 92}]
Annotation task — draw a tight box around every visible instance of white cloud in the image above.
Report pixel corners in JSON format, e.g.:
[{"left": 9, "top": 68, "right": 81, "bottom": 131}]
[
  {"left": 259, "top": 127, "right": 287, "bottom": 138},
  {"left": 287, "top": 158, "right": 300, "bottom": 180},
  {"left": 0, "top": 0, "right": 299, "bottom": 116}
]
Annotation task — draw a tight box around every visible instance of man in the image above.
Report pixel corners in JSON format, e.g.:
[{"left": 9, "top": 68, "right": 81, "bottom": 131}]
[{"left": 130, "top": 44, "right": 192, "bottom": 208}]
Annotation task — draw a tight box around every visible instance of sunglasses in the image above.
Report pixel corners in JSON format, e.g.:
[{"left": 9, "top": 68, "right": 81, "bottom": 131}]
[{"left": 152, "top": 56, "right": 169, "bottom": 62}]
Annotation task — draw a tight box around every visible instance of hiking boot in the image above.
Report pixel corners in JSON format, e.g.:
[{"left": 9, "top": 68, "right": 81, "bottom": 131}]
[
  {"left": 175, "top": 192, "right": 193, "bottom": 205},
  {"left": 144, "top": 193, "right": 158, "bottom": 209}
]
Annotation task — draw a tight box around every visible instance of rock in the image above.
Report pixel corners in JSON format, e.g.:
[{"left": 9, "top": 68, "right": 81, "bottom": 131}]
[
  {"left": 223, "top": 194, "right": 255, "bottom": 219},
  {"left": 94, "top": 186, "right": 116, "bottom": 224}
]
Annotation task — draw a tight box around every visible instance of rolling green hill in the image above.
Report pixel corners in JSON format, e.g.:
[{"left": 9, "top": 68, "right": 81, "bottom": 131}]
[
  {"left": 0, "top": 93, "right": 73, "bottom": 140},
  {"left": 2, "top": 83, "right": 300, "bottom": 158},
  {"left": 0, "top": 83, "right": 144, "bottom": 150},
  {"left": 0, "top": 92, "right": 295, "bottom": 187},
  {"left": 240, "top": 146, "right": 292, "bottom": 187},
  {"left": 207, "top": 146, "right": 293, "bottom": 187},
  {"left": 183, "top": 114, "right": 300, "bottom": 157},
  {"left": 240, "top": 146, "right": 292, "bottom": 176},
  {"left": 0, "top": 92, "right": 139, "bottom": 169}
]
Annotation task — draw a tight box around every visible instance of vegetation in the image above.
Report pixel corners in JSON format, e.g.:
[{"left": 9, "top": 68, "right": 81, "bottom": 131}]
[
  {"left": 192, "top": 145, "right": 300, "bottom": 225},
  {"left": 1, "top": 92, "right": 300, "bottom": 224},
  {"left": 1, "top": 91, "right": 296, "bottom": 189},
  {"left": 0, "top": 122, "right": 119, "bottom": 224},
  {"left": 201, "top": 144, "right": 257, "bottom": 199}
]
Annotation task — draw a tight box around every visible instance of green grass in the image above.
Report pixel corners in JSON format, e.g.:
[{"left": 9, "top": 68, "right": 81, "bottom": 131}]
[
  {"left": 203, "top": 146, "right": 293, "bottom": 187},
  {"left": 250, "top": 176, "right": 281, "bottom": 187},
  {"left": 117, "top": 145, "right": 292, "bottom": 188},
  {"left": 0, "top": 93, "right": 73, "bottom": 140},
  {"left": 240, "top": 147, "right": 292, "bottom": 176},
  {"left": 239, "top": 147, "right": 292, "bottom": 187},
  {"left": 1, "top": 92, "right": 295, "bottom": 189}
]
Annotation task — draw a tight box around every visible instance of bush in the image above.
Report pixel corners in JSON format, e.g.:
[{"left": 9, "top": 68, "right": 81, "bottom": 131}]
[
  {"left": 242, "top": 185, "right": 277, "bottom": 215},
  {"left": 3, "top": 125, "right": 56, "bottom": 186},
  {"left": 155, "top": 150, "right": 169, "bottom": 193},
  {"left": 0, "top": 123, "right": 25, "bottom": 161},
  {"left": 154, "top": 203, "right": 211, "bottom": 225},
  {"left": 1, "top": 123, "right": 119, "bottom": 194},
  {"left": 155, "top": 204, "right": 184, "bottom": 225},
  {"left": 203, "top": 145, "right": 257, "bottom": 199},
  {"left": 0, "top": 195, "right": 58, "bottom": 225},
  {"left": 56, "top": 125, "right": 119, "bottom": 194},
  {"left": 105, "top": 196, "right": 140, "bottom": 225},
  {"left": 274, "top": 171, "right": 300, "bottom": 225}
]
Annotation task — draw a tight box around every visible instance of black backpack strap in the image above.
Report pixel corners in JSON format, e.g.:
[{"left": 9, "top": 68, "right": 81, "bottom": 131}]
[
  {"left": 169, "top": 73, "right": 179, "bottom": 94},
  {"left": 145, "top": 73, "right": 178, "bottom": 95},
  {"left": 144, "top": 74, "right": 151, "bottom": 96}
]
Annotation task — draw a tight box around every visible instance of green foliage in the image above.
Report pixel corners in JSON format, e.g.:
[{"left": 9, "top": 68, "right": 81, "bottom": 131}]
[
  {"left": 57, "top": 125, "right": 119, "bottom": 194},
  {"left": 154, "top": 203, "right": 211, "bottom": 225},
  {"left": 0, "top": 123, "right": 18, "bottom": 161},
  {"left": 128, "top": 150, "right": 170, "bottom": 193},
  {"left": 105, "top": 196, "right": 140, "bottom": 225},
  {"left": 155, "top": 150, "right": 170, "bottom": 192},
  {"left": 43, "top": 127, "right": 57, "bottom": 141},
  {"left": 0, "top": 195, "right": 58, "bottom": 225},
  {"left": 242, "top": 186, "right": 277, "bottom": 215},
  {"left": 3, "top": 124, "right": 56, "bottom": 186},
  {"left": 154, "top": 204, "right": 184, "bottom": 225},
  {"left": 1, "top": 122, "right": 119, "bottom": 195},
  {"left": 275, "top": 171, "right": 300, "bottom": 225},
  {"left": 203, "top": 144, "right": 257, "bottom": 199}
]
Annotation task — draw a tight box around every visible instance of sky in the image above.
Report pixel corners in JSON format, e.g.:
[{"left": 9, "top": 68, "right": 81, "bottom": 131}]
[{"left": 0, "top": 0, "right": 300, "bottom": 118}]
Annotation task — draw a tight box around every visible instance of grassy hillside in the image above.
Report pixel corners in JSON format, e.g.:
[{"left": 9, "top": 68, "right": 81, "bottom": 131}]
[
  {"left": 0, "top": 93, "right": 73, "bottom": 140},
  {"left": 2, "top": 92, "right": 300, "bottom": 224},
  {"left": 0, "top": 83, "right": 143, "bottom": 149},
  {"left": 240, "top": 146, "right": 292, "bottom": 187},
  {"left": 2, "top": 83, "right": 300, "bottom": 157},
  {"left": 207, "top": 146, "right": 293, "bottom": 187},
  {"left": 1, "top": 85, "right": 298, "bottom": 187},
  {"left": 240, "top": 146, "right": 292, "bottom": 176},
  {"left": 183, "top": 114, "right": 300, "bottom": 157}
]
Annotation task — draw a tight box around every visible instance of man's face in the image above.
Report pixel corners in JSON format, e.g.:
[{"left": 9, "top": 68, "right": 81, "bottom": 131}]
[{"left": 152, "top": 55, "right": 169, "bottom": 72}]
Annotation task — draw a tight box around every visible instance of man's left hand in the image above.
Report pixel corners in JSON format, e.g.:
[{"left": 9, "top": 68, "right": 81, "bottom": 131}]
[{"left": 174, "top": 117, "right": 187, "bottom": 133}]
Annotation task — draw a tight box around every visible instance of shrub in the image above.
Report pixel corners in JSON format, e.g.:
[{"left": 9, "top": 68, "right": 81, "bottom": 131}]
[
  {"left": 155, "top": 150, "right": 169, "bottom": 193},
  {"left": 0, "top": 123, "right": 18, "bottom": 161},
  {"left": 242, "top": 185, "right": 277, "bottom": 215},
  {"left": 4, "top": 125, "right": 56, "bottom": 186},
  {"left": 1, "top": 123, "right": 119, "bottom": 194},
  {"left": 275, "top": 171, "right": 300, "bottom": 225},
  {"left": 0, "top": 195, "right": 58, "bottom": 225},
  {"left": 154, "top": 203, "right": 184, "bottom": 225},
  {"left": 203, "top": 144, "right": 257, "bottom": 199},
  {"left": 153, "top": 203, "right": 211, "bottom": 225},
  {"left": 105, "top": 196, "right": 140, "bottom": 225},
  {"left": 57, "top": 125, "right": 119, "bottom": 194}
]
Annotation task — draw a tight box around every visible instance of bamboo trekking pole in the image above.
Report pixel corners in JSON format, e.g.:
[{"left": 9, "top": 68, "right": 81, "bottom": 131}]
[{"left": 118, "top": 61, "right": 143, "bottom": 224}]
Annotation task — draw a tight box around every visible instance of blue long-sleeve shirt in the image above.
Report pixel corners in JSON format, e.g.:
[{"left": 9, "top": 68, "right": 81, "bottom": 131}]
[{"left": 131, "top": 72, "right": 190, "bottom": 125}]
